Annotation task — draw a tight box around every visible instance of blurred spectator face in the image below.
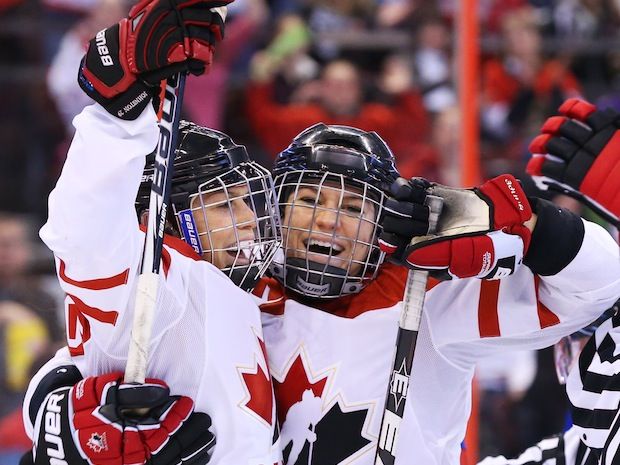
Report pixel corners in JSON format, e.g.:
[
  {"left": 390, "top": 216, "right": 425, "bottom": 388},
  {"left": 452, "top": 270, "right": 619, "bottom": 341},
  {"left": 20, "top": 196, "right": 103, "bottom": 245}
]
[
  {"left": 0, "top": 215, "right": 31, "bottom": 285},
  {"left": 380, "top": 54, "right": 414, "bottom": 94},
  {"left": 502, "top": 8, "right": 541, "bottom": 57},
  {"left": 320, "top": 60, "right": 362, "bottom": 116},
  {"left": 419, "top": 20, "right": 449, "bottom": 51}
]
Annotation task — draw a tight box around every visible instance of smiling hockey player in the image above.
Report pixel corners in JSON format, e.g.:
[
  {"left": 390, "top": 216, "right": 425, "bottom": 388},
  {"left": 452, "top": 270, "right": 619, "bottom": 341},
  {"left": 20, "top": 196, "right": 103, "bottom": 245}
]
[{"left": 19, "top": 0, "right": 283, "bottom": 464}]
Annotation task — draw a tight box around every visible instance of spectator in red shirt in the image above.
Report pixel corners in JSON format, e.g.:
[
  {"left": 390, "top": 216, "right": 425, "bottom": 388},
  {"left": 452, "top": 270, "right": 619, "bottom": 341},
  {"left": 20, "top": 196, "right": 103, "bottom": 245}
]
[
  {"left": 246, "top": 47, "right": 437, "bottom": 179},
  {"left": 481, "top": 6, "right": 582, "bottom": 143}
]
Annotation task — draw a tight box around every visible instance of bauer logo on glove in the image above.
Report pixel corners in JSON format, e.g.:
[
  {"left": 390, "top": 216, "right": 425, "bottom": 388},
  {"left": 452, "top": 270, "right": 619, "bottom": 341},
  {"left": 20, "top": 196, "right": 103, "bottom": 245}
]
[{"left": 77, "top": 0, "right": 231, "bottom": 120}]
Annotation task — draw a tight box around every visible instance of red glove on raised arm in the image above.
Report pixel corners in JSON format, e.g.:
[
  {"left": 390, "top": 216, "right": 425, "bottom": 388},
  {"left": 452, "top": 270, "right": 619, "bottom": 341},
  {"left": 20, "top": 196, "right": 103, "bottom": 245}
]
[
  {"left": 78, "top": 0, "right": 230, "bottom": 120},
  {"left": 527, "top": 98, "right": 620, "bottom": 226}
]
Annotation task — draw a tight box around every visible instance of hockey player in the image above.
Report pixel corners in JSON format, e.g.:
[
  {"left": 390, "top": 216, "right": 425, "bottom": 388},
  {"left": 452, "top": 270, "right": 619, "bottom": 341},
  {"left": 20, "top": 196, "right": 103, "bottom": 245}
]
[
  {"left": 20, "top": 1, "right": 283, "bottom": 464},
  {"left": 477, "top": 98, "right": 620, "bottom": 465},
  {"left": 28, "top": 121, "right": 620, "bottom": 465},
  {"left": 253, "top": 122, "right": 620, "bottom": 465}
]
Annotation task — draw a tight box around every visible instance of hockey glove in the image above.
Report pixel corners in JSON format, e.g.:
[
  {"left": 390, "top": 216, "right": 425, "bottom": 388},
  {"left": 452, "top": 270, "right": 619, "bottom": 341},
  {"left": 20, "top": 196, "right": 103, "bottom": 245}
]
[
  {"left": 380, "top": 175, "right": 532, "bottom": 280},
  {"left": 78, "top": 0, "right": 230, "bottom": 120},
  {"left": 527, "top": 98, "right": 620, "bottom": 227},
  {"left": 27, "top": 371, "right": 214, "bottom": 465},
  {"left": 378, "top": 177, "right": 432, "bottom": 256}
]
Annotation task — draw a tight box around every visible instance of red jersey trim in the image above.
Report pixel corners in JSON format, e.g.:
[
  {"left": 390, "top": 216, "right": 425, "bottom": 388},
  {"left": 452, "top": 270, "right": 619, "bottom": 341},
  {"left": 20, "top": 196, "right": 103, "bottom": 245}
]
[
  {"left": 59, "top": 259, "right": 129, "bottom": 290},
  {"left": 257, "top": 264, "right": 442, "bottom": 319},
  {"left": 478, "top": 280, "right": 501, "bottom": 338},
  {"left": 255, "top": 278, "right": 287, "bottom": 315},
  {"left": 66, "top": 292, "right": 119, "bottom": 356},
  {"left": 138, "top": 226, "right": 203, "bottom": 277},
  {"left": 534, "top": 276, "right": 561, "bottom": 329},
  {"left": 162, "top": 233, "right": 202, "bottom": 261}
]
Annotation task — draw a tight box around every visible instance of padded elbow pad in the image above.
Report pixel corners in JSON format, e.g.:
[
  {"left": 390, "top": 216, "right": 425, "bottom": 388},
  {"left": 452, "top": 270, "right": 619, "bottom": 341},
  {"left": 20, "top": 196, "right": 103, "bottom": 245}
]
[{"left": 523, "top": 197, "right": 585, "bottom": 276}]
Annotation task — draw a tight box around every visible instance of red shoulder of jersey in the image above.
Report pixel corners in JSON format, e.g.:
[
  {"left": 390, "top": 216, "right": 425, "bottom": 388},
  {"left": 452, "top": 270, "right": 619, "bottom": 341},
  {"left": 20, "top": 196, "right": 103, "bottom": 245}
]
[
  {"left": 254, "top": 264, "right": 442, "bottom": 319},
  {"left": 318, "top": 263, "right": 441, "bottom": 318},
  {"left": 254, "top": 277, "right": 287, "bottom": 315},
  {"left": 139, "top": 226, "right": 202, "bottom": 277}
]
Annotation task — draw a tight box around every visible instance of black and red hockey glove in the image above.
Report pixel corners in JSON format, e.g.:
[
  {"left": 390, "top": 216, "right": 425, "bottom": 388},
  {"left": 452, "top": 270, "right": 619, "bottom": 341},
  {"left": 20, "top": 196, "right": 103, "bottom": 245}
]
[
  {"left": 378, "top": 177, "right": 431, "bottom": 256},
  {"left": 380, "top": 175, "right": 532, "bottom": 280},
  {"left": 25, "top": 370, "right": 214, "bottom": 465},
  {"left": 527, "top": 98, "right": 620, "bottom": 227},
  {"left": 78, "top": 0, "right": 230, "bottom": 120}
]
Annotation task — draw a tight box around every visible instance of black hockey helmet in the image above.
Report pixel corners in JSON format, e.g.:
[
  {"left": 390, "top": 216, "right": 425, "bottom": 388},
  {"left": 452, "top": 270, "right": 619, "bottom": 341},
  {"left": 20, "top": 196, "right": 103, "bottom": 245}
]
[
  {"left": 272, "top": 123, "right": 399, "bottom": 193},
  {"left": 136, "top": 121, "right": 253, "bottom": 217},
  {"left": 137, "top": 121, "right": 280, "bottom": 291},
  {"left": 271, "top": 123, "right": 400, "bottom": 299}
]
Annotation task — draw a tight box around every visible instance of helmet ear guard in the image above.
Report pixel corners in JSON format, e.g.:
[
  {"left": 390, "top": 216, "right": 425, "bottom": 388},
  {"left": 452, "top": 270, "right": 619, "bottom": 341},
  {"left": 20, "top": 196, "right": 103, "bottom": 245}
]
[{"left": 271, "top": 124, "right": 399, "bottom": 299}]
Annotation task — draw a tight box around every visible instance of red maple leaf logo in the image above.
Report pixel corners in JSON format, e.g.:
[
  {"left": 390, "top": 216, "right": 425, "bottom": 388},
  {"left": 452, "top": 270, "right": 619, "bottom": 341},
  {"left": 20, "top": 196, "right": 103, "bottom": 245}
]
[
  {"left": 273, "top": 354, "right": 328, "bottom": 425},
  {"left": 239, "top": 335, "right": 275, "bottom": 426}
]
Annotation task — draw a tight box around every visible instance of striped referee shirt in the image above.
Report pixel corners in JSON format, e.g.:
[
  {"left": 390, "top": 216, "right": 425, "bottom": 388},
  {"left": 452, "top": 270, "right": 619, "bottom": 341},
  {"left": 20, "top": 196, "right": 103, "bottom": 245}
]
[
  {"left": 566, "top": 309, "right": 620, "bottom": 465},
  {"left": 477, "top": 426, "right": 597, "bottom": 465}
]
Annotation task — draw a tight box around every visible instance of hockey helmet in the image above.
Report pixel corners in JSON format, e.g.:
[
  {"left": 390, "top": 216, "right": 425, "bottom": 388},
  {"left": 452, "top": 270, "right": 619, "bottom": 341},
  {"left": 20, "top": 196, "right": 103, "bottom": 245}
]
[
  {"left": 270, "top": 123, "right": 399, "bottom": 299},
  {"left": 137, "top": 121, "right": 281, "bottom": 291}
]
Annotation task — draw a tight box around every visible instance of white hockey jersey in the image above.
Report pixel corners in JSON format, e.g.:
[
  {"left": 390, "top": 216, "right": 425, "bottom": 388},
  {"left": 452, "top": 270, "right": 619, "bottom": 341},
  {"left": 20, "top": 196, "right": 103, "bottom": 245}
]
[
  {"left": 27, "top": 104, "right": 282, "bottom": 465},
  {"left": 255, "top": 225, "right": 620, "bottom": 465}
]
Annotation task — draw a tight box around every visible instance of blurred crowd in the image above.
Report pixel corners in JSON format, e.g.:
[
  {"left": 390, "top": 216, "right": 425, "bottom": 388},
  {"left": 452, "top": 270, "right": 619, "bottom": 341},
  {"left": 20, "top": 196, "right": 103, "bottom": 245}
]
[{"left": 1, "top": 0, "right": 619, "bottom": 462}]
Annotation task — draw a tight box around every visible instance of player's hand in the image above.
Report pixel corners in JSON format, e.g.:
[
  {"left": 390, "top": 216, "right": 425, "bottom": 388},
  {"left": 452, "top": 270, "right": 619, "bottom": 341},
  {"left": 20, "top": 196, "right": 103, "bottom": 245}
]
[
  {"left": 28, "top": 372, "right": 214, "bottom": 465},
  {"left": 381, "top": 175, "right": 532, "bottom": 280},
  {"left": 78, "top": 0, "right": 231, "bottom": 120},
  {"left": 527, "top": 98, "right": 620, "bottom": 227},
  {"left": 378, "top": 177, "right": 431, "bottom": 256}
]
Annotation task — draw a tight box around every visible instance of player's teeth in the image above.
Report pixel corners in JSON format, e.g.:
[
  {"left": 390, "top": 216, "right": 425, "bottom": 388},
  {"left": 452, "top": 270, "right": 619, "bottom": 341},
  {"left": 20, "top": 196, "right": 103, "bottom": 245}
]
[
  {"left": 308, "top": 239, "right": 343, "bottom": 252},
  {"left": 238, "top": 240, "right": 258, "bottom": 259}
]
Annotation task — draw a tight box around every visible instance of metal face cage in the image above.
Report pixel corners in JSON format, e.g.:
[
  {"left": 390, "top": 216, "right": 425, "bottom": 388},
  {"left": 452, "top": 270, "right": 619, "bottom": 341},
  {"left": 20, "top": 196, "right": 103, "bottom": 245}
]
[
  {"left": 271, "top": 170, "right": 387, "bottom": 298},
  {"left": 176, "top": 161, "right": 281, "bottom": 291}
]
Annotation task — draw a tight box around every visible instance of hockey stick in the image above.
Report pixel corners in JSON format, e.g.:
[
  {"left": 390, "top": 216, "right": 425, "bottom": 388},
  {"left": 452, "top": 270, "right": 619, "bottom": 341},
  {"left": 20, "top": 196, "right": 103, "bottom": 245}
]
[
  {"left": 375, "top": 194, "right": 444, "bottom": 465},
  {"left": 124, "top": 72, "right": 186, "bottom": 384}
]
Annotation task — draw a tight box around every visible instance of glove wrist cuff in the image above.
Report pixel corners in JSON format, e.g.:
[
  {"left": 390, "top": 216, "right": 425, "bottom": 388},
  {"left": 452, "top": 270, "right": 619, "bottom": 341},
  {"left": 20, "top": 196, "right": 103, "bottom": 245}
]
[
  {"left": 523, "top": 197, "right": 585, "bottom": 276},
  {"left": 78, "top": 60, "right": 157, "bottom": 120},
  {"left": 32, "top": 387, "right": 89, "bottom": 465}
]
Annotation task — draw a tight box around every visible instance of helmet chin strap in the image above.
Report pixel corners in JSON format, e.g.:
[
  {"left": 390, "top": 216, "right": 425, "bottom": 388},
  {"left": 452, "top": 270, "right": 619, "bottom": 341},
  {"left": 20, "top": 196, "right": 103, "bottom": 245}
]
[{"left": 271, "top": 257, "right": 363, "bottom": 298}]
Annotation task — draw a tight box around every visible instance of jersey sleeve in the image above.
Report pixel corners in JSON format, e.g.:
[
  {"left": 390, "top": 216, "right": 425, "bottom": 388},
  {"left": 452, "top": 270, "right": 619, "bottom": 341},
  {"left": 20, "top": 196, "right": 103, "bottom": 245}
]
[
  {"left": 426, "top": 220, "right": 620, "bottom": 366},
  {"left": 39, "top": 103, "right": 159, "bottom": 358},
  {"left": 40, "top": 103, "right": 158, "bottom": 272}
]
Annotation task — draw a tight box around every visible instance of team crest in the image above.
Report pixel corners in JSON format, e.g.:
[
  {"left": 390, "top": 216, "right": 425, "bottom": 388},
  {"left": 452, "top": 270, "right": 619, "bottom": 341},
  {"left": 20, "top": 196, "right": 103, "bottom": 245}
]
[
  {"left": 87, "top": 432, "right": 108, "bottom": 453},
  {"left": 238, "top": 331, "right": 276, "bottom": 427},
  {"left": 273, "top": 350, "right": 375, "bottom": 464}
]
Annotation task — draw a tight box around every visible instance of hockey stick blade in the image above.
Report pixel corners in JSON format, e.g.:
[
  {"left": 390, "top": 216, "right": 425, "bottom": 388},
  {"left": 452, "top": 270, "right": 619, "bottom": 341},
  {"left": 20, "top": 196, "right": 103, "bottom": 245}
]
[
  {"left": 374, "top": 195, "right": 443, "bottom": 465},
  {"left": 125, "top": 73, "right": 187, "bottom": 384}
]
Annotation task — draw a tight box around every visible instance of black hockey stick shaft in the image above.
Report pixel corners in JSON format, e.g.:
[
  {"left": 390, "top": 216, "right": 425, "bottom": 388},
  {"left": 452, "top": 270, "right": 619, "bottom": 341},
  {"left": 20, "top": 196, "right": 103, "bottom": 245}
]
[
  {"left": 125, "top": 72, "right": 186, "bottom": 384},
  {"left": 375, "top": 195, "right": 443, "bottom": 465}
]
